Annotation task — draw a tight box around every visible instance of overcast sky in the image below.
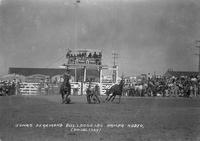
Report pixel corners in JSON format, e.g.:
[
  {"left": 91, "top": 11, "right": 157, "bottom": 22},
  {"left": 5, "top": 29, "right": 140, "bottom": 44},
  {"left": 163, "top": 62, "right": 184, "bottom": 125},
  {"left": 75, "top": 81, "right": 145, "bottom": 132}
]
[{"left": 0, "top": 0, "right": 200, "bottom": 76}]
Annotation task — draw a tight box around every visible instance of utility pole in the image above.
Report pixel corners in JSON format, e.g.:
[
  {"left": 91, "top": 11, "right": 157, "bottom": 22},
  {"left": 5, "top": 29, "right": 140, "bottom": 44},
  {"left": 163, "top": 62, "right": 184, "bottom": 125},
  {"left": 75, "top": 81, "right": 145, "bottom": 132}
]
[
  {"left": 74, "top": 0, "right": 80, "bottom": 50},
  {"left": 74, "top": 0, "right": 80, "bottom": 82},
  {"left": 194, "top": 40, "right": 200, "bottom": 73},
  {"left": 112, "top": 52, "right": 119, "bottom": 83},
  {"left": 112, "top": 52, "right": 118, "bottom": 66}
]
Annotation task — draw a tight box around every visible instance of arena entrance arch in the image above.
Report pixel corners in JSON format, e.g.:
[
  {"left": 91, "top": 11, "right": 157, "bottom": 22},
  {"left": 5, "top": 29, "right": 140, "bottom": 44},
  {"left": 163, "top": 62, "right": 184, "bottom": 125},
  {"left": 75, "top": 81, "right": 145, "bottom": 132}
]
[{"left": 62, "top": 49, "right": 119, "bottom": 95}]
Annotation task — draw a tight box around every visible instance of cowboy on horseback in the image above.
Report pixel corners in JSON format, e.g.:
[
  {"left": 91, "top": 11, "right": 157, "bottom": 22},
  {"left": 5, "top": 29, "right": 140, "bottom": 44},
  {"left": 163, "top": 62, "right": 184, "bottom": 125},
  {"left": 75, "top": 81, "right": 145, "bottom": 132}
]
[
  {"left": 86, "top": 82, "right": 92, "bottom": 104},
  {"left": 60, "top": 71, "right": 71, "bottom": 104}
]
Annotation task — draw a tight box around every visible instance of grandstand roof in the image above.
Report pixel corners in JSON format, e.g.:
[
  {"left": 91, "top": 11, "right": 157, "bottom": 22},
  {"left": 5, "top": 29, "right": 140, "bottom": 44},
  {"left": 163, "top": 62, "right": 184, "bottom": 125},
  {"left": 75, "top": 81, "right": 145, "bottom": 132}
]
[{"left": 9, "top": 67, "right": 99, "bottom": 80}]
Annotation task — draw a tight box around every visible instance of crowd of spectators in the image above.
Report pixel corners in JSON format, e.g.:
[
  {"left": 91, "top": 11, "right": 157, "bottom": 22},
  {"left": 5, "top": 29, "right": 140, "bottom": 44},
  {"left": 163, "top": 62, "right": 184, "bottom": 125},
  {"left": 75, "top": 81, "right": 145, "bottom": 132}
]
[
  {"left": 0, "top": 80, "right": 20, "bottom": 96},
  {"left": 1, "top": 74, "right": 200, "bottom": 98},
  {"left": 67, "top": 52, "right": 102, "bottom": 65},
  {"left": 66, "top": 52, "right": 102, "bottom": 59},
  {"left": 0, "top": 79, "right": 52, "bottom": 96},
  {"left": 124, "top": 75, "right": 200, "bottom": 98}
]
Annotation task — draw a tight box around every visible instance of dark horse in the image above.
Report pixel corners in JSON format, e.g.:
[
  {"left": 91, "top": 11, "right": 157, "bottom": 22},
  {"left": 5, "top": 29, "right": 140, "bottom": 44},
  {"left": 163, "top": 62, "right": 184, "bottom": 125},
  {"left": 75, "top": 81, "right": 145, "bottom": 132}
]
[
  {"left": 60, "top": 75, "right": 71, "bottom": 104},
  {"left": 105, "top": 79, "right": 125, "bottom": 103}
]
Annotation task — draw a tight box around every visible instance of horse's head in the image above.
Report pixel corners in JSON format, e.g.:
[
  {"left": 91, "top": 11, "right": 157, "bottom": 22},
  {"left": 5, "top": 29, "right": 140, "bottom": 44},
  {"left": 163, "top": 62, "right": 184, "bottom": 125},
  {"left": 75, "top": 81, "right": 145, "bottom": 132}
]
[
  {"left": 105, "top": 89, "right": 110, "bottom": 96},
  {"left": 119, "top": 79, "right": 125, "bottom": 88}
]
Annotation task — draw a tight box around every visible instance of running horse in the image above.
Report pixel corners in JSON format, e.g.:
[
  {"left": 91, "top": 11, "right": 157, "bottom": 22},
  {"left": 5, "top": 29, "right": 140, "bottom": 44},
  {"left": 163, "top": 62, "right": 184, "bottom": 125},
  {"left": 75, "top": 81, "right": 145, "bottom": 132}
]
[
  {"left": 60, "top": 74, "right": 71, "bottom": 104},
  {"left": 105, "top": 79, "right": 125, "bottom": 103}
]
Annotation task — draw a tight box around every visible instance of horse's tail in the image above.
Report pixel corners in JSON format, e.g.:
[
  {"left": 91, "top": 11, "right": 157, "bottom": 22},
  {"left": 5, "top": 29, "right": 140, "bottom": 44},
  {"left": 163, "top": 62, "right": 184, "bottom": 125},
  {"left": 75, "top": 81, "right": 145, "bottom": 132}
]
[{"left": 59, "top": 84, "right": 63, "bottom": 94}]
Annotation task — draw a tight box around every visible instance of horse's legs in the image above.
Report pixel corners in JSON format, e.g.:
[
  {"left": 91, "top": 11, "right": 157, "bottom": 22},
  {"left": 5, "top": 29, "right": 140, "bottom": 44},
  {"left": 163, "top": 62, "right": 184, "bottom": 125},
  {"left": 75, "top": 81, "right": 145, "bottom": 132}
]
[
  {"left": 87, "top": 94, "right": 91, "bottom": 104},
  {"left": 105, "top": 95, "right": 109, "bottom": 101},
  {"left": 118, "top": 95, "right": 121, "bottom": 104},
  {"left": 66, "top": 94, "right": 71, "bottom": 103},
  {"left": 64, "top": 94, "right": 67, "bottom": 103},
  {"left": 107, "top": 94, "right": 113, "bottom": 101},
  {"left": 94, "top": 95, "right": 100, "bottom": 104},
  {"left": 61, "top": 92, "right": 70, "bottom": 104},
  {"left": 64, "top": 94, "right": 69, "bottom": 103},
  {"left": 61, "top": 93, "right": 65, "bottom": 104},
  {"left": 111, "top": 95, "right": 116, "bottom": 102}
]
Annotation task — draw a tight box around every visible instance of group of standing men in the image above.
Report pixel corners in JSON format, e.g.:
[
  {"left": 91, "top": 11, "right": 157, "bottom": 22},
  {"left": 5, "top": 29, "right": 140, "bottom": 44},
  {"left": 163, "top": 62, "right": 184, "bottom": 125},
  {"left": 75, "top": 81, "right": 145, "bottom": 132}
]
[{"left": 61, "top": 71, "right": 101, "bottom": 104}]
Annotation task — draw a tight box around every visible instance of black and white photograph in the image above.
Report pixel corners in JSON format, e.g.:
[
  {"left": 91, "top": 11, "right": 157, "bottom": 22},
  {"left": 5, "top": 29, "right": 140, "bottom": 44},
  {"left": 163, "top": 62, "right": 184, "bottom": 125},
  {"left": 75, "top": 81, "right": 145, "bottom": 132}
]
[{"left": 0, "top": 0, "right": 200, "bottom": 140}]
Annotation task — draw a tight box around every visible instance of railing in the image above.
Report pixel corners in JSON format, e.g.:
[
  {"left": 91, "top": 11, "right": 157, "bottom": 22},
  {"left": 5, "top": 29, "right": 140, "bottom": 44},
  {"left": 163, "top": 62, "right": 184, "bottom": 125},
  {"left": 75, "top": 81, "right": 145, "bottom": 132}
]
[
  {"left": 20, "top": 82, "right": 40, "bottom": 95},
  {"left": 18, "top": 82, "right": 116, "bottom": 96}
]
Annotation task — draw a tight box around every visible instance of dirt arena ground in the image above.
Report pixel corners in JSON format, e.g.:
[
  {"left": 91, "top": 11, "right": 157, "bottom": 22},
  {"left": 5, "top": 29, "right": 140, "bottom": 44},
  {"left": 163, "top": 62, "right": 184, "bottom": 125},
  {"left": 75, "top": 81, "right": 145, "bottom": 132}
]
[{"left": 0, "top": 95, "right": 200, "bottom": 141}]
